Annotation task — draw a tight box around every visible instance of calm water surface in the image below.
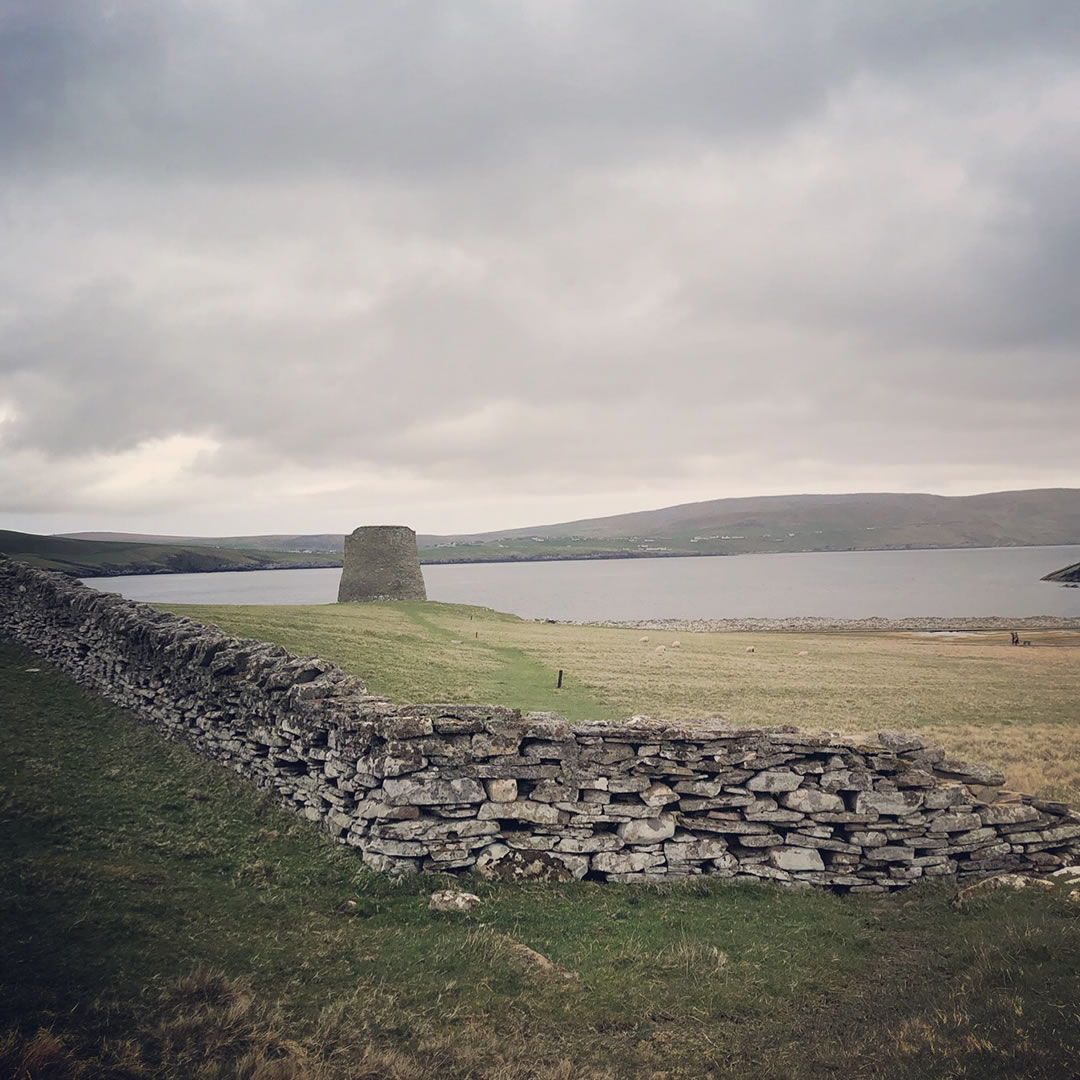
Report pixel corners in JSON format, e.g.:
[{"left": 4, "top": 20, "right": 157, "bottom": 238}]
[{"left": 84, "top": 545, "right": 1080, "bottom": 621}]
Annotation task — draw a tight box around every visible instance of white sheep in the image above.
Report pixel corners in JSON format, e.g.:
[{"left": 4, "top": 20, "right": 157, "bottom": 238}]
[
  {"left": 655, "top": 645, "right": 666, "bottom": 654},
  {"left": 671, "top": 640, "right": 681, "bottom": 648},
  {"left": 745, "top": 645, "right": 755, "bottom": 653},
  {"left": 639, "top": 635, "right": 650, "bottom": 643}
]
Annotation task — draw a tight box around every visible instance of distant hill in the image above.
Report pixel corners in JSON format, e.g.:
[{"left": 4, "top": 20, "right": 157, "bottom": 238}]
[
  {"left": 417, "top": 489, "right": 1080, "bottom": 562},
  {"left": 62, "top": 531, "right": 345, "bottom": 554},
  {"left": 57, "top": 488, "right": 1080, "bottom": 568},
  {"left": 0, "top": 531, "right": 343, "bottom": 578}
]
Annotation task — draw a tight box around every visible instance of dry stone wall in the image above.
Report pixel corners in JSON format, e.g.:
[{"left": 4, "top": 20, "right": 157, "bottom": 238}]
[{"left": 3, "top": 556, "right": 1078, "bottom": 891}]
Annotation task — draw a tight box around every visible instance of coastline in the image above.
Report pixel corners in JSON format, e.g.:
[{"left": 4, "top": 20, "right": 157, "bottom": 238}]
[
  {"left": 420, "top": 542, "right": 1080, "bottom": 567},
  {"left": 580, "top": 615, "right": 1080, "bottom": 633},
  {"left": 15, "top": 540, "right": 1078, "bottom": 578},
  {"left": 78, "top": 558, "right": 342, "bottom": 579}
]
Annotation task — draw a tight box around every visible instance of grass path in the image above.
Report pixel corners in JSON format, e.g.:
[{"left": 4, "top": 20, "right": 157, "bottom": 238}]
[
  {"left": 401, "top": 604, "right": 612, "bottom": 720},
  {"left": 3, "top": 639, "right": 1080, "bottom": 1078}
]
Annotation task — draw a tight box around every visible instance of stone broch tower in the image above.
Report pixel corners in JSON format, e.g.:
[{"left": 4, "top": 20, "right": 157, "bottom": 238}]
[{"left": 337, "top": 525, "right": 427, "bottom": 603}]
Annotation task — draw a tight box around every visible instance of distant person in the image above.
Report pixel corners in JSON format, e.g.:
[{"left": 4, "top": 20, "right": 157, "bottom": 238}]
[{"left": 1011, "top": 630, "right": 1020, "bottom": 646}]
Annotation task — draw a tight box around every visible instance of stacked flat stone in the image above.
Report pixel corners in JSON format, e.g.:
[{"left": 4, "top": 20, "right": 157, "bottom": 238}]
[{"left": 2, "top": 556, "right": 1078, "bottom": 891}]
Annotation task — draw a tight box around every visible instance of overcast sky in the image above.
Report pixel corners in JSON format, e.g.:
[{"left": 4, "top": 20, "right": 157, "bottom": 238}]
[{"left": 2, "top": 1, "right": 1078, "bottom": 537}]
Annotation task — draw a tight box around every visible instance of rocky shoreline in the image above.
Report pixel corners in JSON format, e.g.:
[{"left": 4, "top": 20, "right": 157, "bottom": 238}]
[{"left": 581, "top": 615, "right": 1080, "bottom": 634}]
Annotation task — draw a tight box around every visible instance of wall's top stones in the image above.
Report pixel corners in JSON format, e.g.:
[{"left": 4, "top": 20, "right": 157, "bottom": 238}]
[{"left": 337, "top": 525, "right": 427, "bottom": 603}]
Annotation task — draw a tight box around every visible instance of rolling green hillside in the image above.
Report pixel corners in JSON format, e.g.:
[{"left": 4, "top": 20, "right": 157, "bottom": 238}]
[
  {"left": 0, "top": 531, "right": 342, "bottom": 577},
  {"left": 59, "top": 488, "right": 1080, "bottom": 565},
  {"left": 60, "top": 530, "right": 345, "bottom": 553},
  {"left": 423, "top": 488, "right": 1080, "bottom": 548}
]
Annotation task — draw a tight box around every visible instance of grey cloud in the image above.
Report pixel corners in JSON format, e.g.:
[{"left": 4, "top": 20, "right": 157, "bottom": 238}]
[
  {"left": 1, "top": 1, "right": 1078, "bottom": 531},
  {"left": 5, "top": 265, "right": 1073, "bottom": 481},
  {"left": 3, "top": 1, "right": 1077, "bottom": 178}
]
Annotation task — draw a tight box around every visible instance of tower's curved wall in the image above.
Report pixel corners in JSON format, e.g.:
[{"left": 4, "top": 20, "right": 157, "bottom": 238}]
[{"left": 337, "top": 525, "right": 427, "bottom": 603}]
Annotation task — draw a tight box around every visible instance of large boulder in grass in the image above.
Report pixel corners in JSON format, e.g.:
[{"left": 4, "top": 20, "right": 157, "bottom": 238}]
[{"left": 429, "top": 889, "right": 482, "bottom": 913}]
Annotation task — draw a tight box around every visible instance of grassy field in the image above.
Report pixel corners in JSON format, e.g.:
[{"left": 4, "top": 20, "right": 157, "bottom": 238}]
[
  {"left": 168, "top": 601, "right": 1080, "bottom": 806},
  {"left": 3, "top": 638, "right": 1080, "bottom": 1079}
]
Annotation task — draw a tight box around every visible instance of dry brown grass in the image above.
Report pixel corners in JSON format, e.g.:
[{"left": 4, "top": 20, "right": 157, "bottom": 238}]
[
  {"left": 919, "top": 722, "right": 1080, "bottom": 803},
  {"left": 475, "top": 623, "right": 1080, "bottom": 803},
  {"left": 440, "top": 618, "right": 1079, "bottom": 728},
  {"left": 390, "top": 611, "right": 1080, "bottom": 800},
  {"left": 0, "top": 970, "right": 622, "bottom": 1080}
]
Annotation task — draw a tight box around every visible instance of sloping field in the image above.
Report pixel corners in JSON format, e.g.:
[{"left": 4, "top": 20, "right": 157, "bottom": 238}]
[
  {"left": 3, "top": 640, "right": 1079, "bottom": 1079},
  {"left": 438, "top": 488, "right": 1080, "bottom": 545},
  {"left": 167, "top": 602, "right": 1080, "bottom": 807},
  {"left": 0, "top": 530, "right": 340, "bottom": 577}
]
